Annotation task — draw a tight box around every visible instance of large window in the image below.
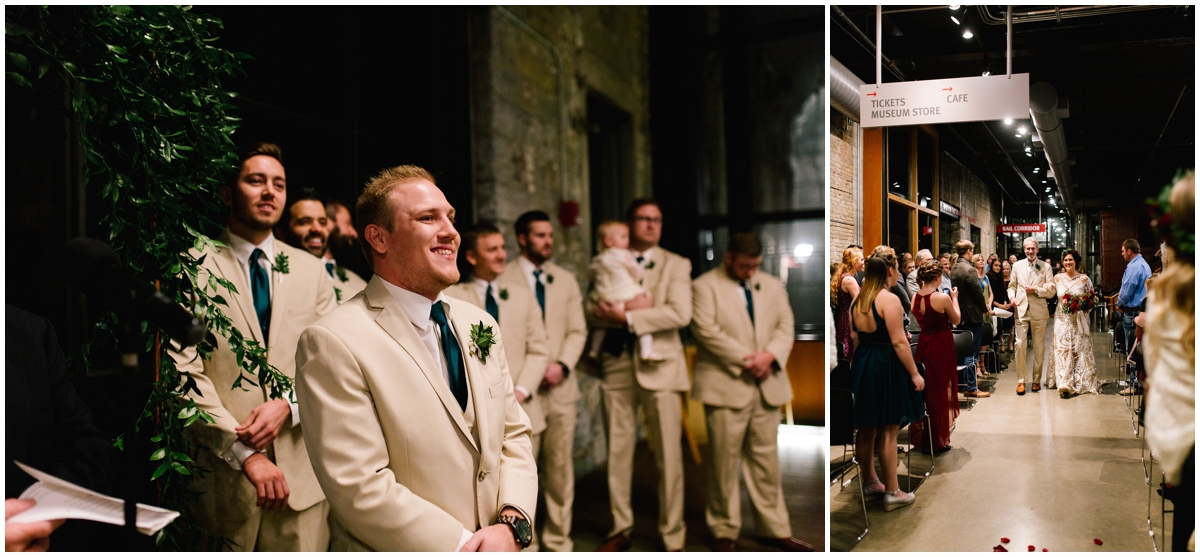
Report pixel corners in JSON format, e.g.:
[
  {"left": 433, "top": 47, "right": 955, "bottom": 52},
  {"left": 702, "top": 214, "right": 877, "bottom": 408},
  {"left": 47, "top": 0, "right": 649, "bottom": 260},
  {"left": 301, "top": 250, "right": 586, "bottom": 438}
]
[{"left": 885, "top": 125, "right": 940, "bottom": 255}]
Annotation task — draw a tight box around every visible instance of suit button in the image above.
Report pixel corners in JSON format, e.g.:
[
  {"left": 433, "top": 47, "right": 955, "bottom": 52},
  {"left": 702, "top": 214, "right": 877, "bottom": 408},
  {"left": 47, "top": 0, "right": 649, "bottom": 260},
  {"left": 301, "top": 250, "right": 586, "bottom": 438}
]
[{"left": 478, "top": 470, "right": 488, "bottom": 481}]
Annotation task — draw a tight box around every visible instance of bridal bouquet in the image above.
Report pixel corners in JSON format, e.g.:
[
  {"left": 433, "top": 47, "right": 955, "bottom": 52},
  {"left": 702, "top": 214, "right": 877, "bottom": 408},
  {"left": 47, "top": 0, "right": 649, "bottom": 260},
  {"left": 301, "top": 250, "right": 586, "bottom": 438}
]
[{"left": 1060, "top": 289, "right": 1099, "bottom": 315}]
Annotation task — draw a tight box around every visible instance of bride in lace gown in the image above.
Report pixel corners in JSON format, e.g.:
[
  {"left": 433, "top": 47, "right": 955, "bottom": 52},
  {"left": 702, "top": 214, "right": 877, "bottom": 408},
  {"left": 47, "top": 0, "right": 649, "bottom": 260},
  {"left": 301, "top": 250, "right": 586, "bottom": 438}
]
[{"left": 1050, "top": 250, "right": 1100, "bottom": 397}]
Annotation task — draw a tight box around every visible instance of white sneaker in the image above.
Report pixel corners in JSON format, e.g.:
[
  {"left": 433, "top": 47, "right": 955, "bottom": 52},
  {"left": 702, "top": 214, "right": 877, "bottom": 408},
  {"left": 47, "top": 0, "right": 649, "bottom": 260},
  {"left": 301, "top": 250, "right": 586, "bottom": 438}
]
[{"left": 883, "top": 490, "right": 915, "bottom": 511}]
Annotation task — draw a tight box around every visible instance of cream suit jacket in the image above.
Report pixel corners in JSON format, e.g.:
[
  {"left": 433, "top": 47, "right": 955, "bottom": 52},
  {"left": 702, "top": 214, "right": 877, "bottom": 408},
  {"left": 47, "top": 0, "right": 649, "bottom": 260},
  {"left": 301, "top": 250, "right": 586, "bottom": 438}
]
[
  {"left": 587, "top": 247, "right": 693, "bottom": 392},
  {"left": 174, "top": 230, "right": 338, "bottom": 513},
  {"left": 332, "top": 265, "right": 368, "bottom": 304},
  {"left": 506, "top": 260, "right": 587, "bottom": 405},
  {"left": 1007, "top": 258, "right": 1055, "bottom": 320},
  {"left": 445, "top": 276, "right": 549, "bottom": 434},
  {"left": 295, "top": 276, "right": 539, "bottom": 551},
  {"left": 690, "top": 268, "right": 794, "bottom": 409}
]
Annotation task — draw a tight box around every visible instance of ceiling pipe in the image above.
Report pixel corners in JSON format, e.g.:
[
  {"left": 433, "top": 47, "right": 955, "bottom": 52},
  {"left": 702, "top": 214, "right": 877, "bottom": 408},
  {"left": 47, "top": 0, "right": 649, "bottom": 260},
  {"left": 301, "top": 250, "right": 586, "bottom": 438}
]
[
  {"left": 830, "top": 56, "right": 865, "bottom": 122},
  {"left": 978, "top": 5, "right": 1170, "bottom": 25},
  {"left": 831, "top": 5, "right": 908, "bottom": 81},
  {"left": 1029, "top": 81, "right": 1075, "bottom": 213}
]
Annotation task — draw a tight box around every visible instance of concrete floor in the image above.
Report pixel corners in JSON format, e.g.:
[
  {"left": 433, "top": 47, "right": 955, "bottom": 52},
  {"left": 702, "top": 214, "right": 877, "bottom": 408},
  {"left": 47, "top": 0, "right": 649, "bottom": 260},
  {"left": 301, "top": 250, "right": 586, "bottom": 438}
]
[
  {"left": 567, "top": 424, "right": 826, "bottom": 552},
  {"left": 831, "top": 321, "right": 1171, "bottom": 552}
]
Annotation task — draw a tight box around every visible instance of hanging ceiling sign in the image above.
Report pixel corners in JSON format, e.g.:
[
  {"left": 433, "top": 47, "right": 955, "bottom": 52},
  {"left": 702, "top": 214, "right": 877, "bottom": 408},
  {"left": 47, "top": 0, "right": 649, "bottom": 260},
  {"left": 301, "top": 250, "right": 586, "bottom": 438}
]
[
  {"left": 860, "top": 73, "right": 1030, "bottom": 127},
  {"left": 997, "top": 223, "right": 1046, "bottom": 234},
  {"left": 939, "top": 200, "right": 961, "bottom": 218}
]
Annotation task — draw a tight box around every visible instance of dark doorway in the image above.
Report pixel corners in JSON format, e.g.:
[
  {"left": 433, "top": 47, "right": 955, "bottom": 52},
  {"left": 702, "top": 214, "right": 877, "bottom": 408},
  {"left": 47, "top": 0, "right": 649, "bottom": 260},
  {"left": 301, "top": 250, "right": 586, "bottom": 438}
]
[{"left": 587, "top": 94, "right": 634, "bottom": 246}]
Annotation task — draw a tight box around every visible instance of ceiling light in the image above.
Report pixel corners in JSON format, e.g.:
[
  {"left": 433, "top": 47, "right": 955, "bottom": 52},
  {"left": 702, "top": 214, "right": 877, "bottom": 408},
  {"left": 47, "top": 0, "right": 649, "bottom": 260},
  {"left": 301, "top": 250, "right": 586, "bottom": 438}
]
[
  {"left": 1042, "top": 180, "right": 1047, "bottom": 184},
  {"left": 963, "top": 29, "right": 974, "bottom": 39},
  {"left": 1033, "top": 169, "right": 1039, "bottom": 173},
  {"left": 794, "top": 244, "right": 813, "bottom": 258},
  {"left": 1004, "top": 118, "right": 1013, "bottom": 125},
  {"left": 1026, "top": 152, "right": 1033, "bottom": 157},
  {"left": 951, "top": 15, "right": 961, "bottom": 24},
  {"left": 1017, "top": 126, "right": 1027, "bottom": 134},
  {"left": 949, "top": 5, "right": 961, "bottom": 9},
  {"left": 982, "top": 70, "right": 990, "bottom": 76},
  {"left": 1015, "top": 133, "right": 1023, "bottom": 138},
  {"left": 1024, "top": 145, "right": 1032, "bottom": 152},
  {"left": 1045, "top": 187, "right": 1051, "bottom": 193}
]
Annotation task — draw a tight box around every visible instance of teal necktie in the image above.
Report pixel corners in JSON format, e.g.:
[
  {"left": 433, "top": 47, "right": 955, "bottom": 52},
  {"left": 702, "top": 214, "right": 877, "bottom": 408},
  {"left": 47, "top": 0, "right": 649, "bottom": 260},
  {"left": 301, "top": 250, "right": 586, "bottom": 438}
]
[
  {"left": 429, "top": 302, "right": 468, "bottom": 411},
  {"left": 741, "top": 280, "right": 755, "bottom": 328},
  {"left": 532, "top": 270, "right": 546, "bottom": 320},
  {"left": 485, "top": 284, "right": 500, "bottom": 323},
  {"left": 325, "top": 262, "right": 335, "bottom": 278},
  {"left": 250, "top": 249, "right": 271, "bottom": 344}
]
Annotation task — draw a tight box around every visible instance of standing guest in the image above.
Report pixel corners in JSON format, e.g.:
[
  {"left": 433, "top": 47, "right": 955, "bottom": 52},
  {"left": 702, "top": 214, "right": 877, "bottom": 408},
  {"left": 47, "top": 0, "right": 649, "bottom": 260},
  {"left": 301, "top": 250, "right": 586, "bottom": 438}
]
[
  {"left": 938, "top": 253, "right": 954, "bottom": 291},
  {"left": 850, "top": 248, "right": 924, "bottom": 511},
  {"left": 950, "top": 241, "right": 989, "bottom": 398},
  {"left": 444, "top": 224, "right": 549, "bottom": 455},
  {"left": 1144, "top": 171, "right": 1195, "bottom": 552},
  {"left": 591, "top": 199, "right": 691, "bottom": 552},
  {"left": 972, "top": 254, "right": 995, "bottom": 377},
  {"left": 848, "top": 244, "right": 865, "bottom": 286},
  {"left": 1116, "top": 238, "right": 1152, "bottom": 354},
  {"left": 1008, "top": 254, "right": 1019, "bottom": 266},
  {"left": 987, "top": 253, "right": 998, "bottom": 267},
  {"left": 278, "top": 189, "right": 329, "bottom": 259},
  {"left": 322, "top": 199, "right": 369, "bottom": 302},
  {"left": 907, "top": 261, "right": 961, "bottom": 453},
  {"left": 873, "top": 246, "right": 912, "bottom": 334},
  {"left": 988, "top": 259, "right": 1014, "bottom": 353},
  {"left": 1049, "top": 250, "right": 1100, "bottom": 398},
  {"left": 902, "top": 257, "right": 916, "bottom": 280},
  {"left": 296, "top": 165, "right": 538, "bottom": 551},
  {"left": 831, "top": 247, "right": 863, "bottom": 361},
  {"left": 1007, "top": 238, "right": 1055, "bottom": 395},
  {"left": 511, "top": 210, "right": 588, "bottom": 552},
  {"left": 690, "top": 232, "right": 813, "bottom": 552},
  {"left": 906, "top": 249, "right": 933, "bottom": 299},
  {"left": 173, "top": 142, "right": 338, "bottom": 551}
]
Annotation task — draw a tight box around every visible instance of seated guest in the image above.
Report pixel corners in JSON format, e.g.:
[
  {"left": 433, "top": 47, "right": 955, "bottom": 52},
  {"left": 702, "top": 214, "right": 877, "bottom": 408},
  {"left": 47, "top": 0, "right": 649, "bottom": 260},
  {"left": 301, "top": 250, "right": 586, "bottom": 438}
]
[
  {"left": 850, "top": 248, "right": 924, "bottom": 511},
  {"left": 906, "top": 262, "right": 961, "bottom": 453},
  {"left": 690, "top": 232, "right": 812, "bottom": 552}
]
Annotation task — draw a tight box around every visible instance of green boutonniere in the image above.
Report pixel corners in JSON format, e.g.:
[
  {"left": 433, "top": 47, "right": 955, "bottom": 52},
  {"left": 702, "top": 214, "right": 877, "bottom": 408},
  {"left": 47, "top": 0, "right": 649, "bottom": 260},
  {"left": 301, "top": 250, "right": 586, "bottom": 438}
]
[
  {"left": 272, "top": 252, "right": 290, "bottom": 275},
  {"left": 499, "top": 288, "right": 509, "bottom": 301},
  {"left": 1034, "top": 262, "right": 1041, "bottom": 272},
  {"left": 335, "top": 265, "right": 348, "bottom": 283},
  {"left": 754, "top": 283, "right": 761, "bottom": 291},
  {"left": 546, "top": 274, "right": 554, "bottom": 284},
  {"left": 469, "top": 322, "right": 497, "bottom": 364},
  {"left": 334, "top": 286, "right": 343, "bottom": 303},
  {"left": 645, "top": 260, "right": 656, "bottom": 270}
]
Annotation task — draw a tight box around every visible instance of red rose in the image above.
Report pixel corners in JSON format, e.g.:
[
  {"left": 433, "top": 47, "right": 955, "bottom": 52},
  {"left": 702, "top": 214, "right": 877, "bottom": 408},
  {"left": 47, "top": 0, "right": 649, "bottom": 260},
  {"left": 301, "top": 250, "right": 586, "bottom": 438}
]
[
  {"left": 1094, "top": 539, "right": 1103, "bottom": 545},
  {"left": 1001, "top": 538, "right": 1010, "bottom": 544},
  {"left": 1028, "top": 545, "right": 1036, "bottom": 551}
]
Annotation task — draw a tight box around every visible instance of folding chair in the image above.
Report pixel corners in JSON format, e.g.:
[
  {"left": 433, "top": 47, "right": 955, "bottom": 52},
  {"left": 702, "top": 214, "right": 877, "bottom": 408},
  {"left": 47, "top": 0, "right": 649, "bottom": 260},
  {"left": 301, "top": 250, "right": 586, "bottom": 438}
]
[
  {"left": 953, "top": 330, "right": 977, "bottom": 410},
  {"left": 901, "top": 362, "right": 935, "bottom": 492},
  {"left": 830, "top": 388, "right": 868, "bottom": 548}
]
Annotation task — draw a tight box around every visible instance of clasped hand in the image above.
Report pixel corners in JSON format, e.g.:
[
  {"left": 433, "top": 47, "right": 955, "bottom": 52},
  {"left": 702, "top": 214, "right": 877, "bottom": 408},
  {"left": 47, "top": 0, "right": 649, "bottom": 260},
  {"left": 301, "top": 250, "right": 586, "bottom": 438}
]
[
  {"left": 742, "top": 351, "right": 775, "bottom": 382},
  {"left": 236, "top": 398, "right": 291, "bottom": 451}
]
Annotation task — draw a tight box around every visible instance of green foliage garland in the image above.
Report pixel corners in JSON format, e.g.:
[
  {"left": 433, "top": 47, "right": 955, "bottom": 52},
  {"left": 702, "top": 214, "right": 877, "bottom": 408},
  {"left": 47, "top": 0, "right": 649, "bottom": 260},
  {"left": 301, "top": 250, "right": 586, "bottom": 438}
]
[{"left": 7, "top": 6, "right": 291, "bottom": 549}]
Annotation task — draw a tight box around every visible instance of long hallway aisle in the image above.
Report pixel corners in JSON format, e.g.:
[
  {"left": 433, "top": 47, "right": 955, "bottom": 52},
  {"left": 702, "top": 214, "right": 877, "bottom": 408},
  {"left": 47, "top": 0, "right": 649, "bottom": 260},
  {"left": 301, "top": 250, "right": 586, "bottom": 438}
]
[{"left": 831, "top": 321, "right": 1164, "bottom": 552}]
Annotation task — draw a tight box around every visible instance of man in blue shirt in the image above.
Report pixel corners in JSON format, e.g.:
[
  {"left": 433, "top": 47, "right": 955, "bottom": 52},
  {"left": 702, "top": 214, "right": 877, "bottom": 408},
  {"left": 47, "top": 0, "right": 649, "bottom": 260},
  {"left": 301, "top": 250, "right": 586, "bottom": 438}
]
[{"left": 1116, "top": 239, "right": 1152, "bottom": 353}]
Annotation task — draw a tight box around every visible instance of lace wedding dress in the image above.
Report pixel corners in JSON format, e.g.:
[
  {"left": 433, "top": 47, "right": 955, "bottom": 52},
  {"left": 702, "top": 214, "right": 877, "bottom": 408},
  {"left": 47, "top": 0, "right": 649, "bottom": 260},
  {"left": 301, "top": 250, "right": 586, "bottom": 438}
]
[{"left": 1048, "top": 273, "right": 1100, "bottom": 395}]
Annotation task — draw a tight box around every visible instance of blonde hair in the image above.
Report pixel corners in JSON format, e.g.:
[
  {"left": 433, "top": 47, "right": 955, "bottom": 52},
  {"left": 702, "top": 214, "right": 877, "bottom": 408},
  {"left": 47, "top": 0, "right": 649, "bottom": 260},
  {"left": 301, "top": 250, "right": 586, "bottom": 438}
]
[
  {"left": 830, "top": 247, "right": 862, "bottom": 308},
  {"left": 1148, "top": 172, "right": 1195, "bottom": 357},
  {"left": 596, "top": 220, "right": 628, "bottom": 242},
  {"left": 857, "top": 245, "right": 897, "bottom": 315}
]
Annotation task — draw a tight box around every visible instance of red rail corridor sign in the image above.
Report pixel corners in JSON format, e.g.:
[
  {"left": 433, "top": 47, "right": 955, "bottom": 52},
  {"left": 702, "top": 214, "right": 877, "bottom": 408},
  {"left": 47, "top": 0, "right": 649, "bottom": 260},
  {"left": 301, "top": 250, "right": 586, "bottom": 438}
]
[{"left": 997, "top": 223, "right": 1047, "bottom": 234}]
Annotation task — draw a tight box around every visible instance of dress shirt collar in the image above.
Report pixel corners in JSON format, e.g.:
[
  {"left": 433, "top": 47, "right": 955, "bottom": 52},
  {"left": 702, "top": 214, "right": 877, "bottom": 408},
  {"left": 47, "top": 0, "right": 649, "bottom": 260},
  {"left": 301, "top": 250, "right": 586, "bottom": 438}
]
[
  {"left": 227, "top": 230, "right": 276, "bottom": 267},
  {"left": 632, "top": 246, "right": 656, "bottom": 264},
  {"left": 473, "top": 276, "right": 501, "bottom": 302},
  {"left": 518, "top": 255, "right": 544, "bottom": 275},
  {"left": 379, "top": 278, "right": 448, "bottom": 330}
]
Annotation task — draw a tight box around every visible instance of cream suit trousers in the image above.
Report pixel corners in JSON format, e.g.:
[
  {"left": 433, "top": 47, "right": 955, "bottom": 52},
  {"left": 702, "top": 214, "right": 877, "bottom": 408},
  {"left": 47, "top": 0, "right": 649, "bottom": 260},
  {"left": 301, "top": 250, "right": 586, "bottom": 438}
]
[
  {"left": 203, "top": 498, "right": 330, "bottom": 551},
  {"left": 704, "top": 399, "right": 791, "bottom": 540},
  {"left": 602, "top": 355, "right": 686, "bottom": 551},
  {"left": 1014, "top": 314, "right": 1048, "bottom": 385},
  {"left": 528, "top": 395, "right": 577, "bottom": 552}
]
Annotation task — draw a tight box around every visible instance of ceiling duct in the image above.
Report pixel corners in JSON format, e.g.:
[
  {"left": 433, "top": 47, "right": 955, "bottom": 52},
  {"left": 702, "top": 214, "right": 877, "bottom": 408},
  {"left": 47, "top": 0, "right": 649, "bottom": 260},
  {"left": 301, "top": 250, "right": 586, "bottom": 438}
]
[
  {"left": 978, "top": 5, "right": 1172, "bottom": 25},
  {"left": 1029, "top": 81, "right": 1075, "bottom": 211},
  {"left": 830, "top": 56, "right": 865, "bottom": 122}
]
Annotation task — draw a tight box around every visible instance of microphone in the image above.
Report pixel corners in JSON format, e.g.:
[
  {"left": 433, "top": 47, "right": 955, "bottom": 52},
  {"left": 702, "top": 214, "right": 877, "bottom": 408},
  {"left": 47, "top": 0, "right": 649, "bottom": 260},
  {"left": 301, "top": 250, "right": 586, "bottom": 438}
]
[{"left": 63, "top": 238, "right": 207, "bottom": 347}]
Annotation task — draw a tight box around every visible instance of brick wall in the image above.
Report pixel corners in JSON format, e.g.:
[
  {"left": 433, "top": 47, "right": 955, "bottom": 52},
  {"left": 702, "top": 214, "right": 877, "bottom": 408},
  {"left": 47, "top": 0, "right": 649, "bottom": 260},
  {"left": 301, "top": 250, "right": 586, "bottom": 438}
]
[
  {"left": 939, "top": 152, "right": 1000, "bottom": 257},
  {"left": 829, "top": 110, "right": 859, "bottom": 257}
]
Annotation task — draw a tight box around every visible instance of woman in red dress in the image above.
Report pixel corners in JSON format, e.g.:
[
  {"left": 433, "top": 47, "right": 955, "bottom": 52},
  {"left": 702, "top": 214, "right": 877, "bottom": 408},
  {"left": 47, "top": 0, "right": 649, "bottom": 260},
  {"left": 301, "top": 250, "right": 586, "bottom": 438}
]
[{"left": 908, "top": 260, "right": 962, "bottom": 453}]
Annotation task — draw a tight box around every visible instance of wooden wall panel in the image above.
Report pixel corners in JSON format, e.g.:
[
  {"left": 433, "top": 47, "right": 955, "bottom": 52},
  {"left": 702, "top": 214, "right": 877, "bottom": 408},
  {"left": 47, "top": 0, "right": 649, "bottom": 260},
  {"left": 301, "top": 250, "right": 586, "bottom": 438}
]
[{"left": 862, "top": 128, "right": 884, "bottom": 250}]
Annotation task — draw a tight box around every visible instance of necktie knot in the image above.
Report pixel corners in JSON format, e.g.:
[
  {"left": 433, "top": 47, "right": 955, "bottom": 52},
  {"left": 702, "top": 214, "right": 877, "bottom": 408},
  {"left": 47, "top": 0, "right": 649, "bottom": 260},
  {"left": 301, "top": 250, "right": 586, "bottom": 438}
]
[
  {"left": 252, "top": 248, "right": 266, "bottom": 264},
  {"left": 636, "top": 256, "right": 645, "bottom": 264},
  {"left": 430, "top": 301, "right": 449, "bottom": 327},
  {"left": 533, "top": 269, "right": 543, "bottom": 280},
  {"left": 325, "top": 261, "right": 335, "bottom": 277}
]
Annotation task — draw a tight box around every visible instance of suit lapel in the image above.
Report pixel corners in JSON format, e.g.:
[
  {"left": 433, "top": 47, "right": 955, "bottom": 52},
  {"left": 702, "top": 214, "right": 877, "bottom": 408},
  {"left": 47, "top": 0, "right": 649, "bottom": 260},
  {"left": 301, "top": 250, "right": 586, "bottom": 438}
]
[
  {"left": 450, "top": 300, "right": 489, "bottom": 457},
  {"left": 747, "top": 277, "right": 762, "bottom": 345},
  {"left": 266, "top": 245, "right": 292, "bottom": 350},
  {"left": 366, "top": 280, "right": 479, "bottom": 452},
  {"left": 211, "top": 231, "right": 262, "bottom": 344},
  {"left": 644, "top": 249, "right": 664, "bottom": 293}
]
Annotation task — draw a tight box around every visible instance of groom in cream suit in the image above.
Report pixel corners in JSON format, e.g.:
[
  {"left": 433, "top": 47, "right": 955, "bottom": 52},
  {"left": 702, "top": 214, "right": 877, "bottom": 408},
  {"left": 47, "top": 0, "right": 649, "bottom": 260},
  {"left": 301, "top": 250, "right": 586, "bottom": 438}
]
[
  {"left": 295, "top": 165, "right": 538, "bottom": 551},
  {"left": 445, "top": 224, "right": 549, "bottom": 440},
  {"left": 511, "top": 210, "right": 589, "bottom": 552},
  {"left": 174, "top": 143, "right": 338, "bottom": 551},
  {"left": 591, "top": 199, "right": 692, "bottom": 552},
  {"left": 1007, "top": 237, "right": 1055, "bottom": 395},
  {"left": 690, "top": 232, "right": 811, "bottom": 552}
]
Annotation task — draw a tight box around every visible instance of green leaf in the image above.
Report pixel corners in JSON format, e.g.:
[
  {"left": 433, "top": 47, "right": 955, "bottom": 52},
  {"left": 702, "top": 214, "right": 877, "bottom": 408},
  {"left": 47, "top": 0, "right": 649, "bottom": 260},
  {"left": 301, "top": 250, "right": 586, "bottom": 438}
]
[
  {"left": 150, "top": 461, "right": 171, "bottom": 481},
  {"left": 5, "top": 23, "right": 31, "bottom": 37},
  {"left": 150, "top": 447, "right": 167, "bottom": 461},
  {"left": 170, "top": 452, "right": 194, "bottom": 463},
  {"left": 109, "top": 5, "right": 133, "bottom": 15},
  {"left": 9, "top": 52, "right": 30, "bottom": 72},
  {"left": 150, "top": 432, "right": 165, "bottom": 443},
  {"left": 170, "top": 462, "right": 191, "bottom": 475},
  {"left": 36, "top": 59, "right": 49, "bottom": 79},
  {"left": 106, "top": 44, "right": 129, "bottom": 55},
  {"left": 7, "top": 72, "right": 31, "bottom": 88}
]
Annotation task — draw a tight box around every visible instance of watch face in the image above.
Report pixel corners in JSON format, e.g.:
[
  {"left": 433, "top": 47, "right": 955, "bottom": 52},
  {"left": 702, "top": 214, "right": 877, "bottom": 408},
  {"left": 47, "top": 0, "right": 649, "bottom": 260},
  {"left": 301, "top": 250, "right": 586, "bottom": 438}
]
[{"left": 516, "top": 519, "right": 532, "bottom": 543}]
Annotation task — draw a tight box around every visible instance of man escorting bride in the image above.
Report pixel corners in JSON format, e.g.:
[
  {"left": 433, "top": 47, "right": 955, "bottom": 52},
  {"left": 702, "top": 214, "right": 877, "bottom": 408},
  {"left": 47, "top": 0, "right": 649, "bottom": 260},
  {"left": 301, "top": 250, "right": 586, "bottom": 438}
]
[{"left": 1049, "top": 249, "right": 1100, "bottom": 398}]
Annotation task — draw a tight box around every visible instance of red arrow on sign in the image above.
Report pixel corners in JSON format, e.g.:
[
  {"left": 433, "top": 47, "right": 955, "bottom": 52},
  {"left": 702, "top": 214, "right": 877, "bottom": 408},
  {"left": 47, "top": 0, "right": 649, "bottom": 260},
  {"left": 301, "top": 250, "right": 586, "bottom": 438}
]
[
  {"left": 866, "top": 92, "right": 877, "bottom": 97},
  {"left": 943, "top": 87, "right": 953, "bottom": 91}
]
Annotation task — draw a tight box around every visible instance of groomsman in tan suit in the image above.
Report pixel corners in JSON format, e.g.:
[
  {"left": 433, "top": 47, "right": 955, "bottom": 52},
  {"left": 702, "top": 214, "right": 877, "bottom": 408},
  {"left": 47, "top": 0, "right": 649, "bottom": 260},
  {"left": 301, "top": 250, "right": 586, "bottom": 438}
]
[
  {"left": 174, "top": 143, "right": 338, "bottom": 551},
  {"left": 592, "top": 199, "right": 692, "bottom": 552},
  {"left": 1007, "top": 237, "right": 1055, "bottom": 395},
  {"left": 691, "top": 233, "right": 812, "bottom": 552},
  {"left": 445, "top": 224, "right": 549, "bottom": 438},
  {"left": 295, "top": 165, "right": 538, "bottom": 551},
  {"left": 512, "top": 210, "right": 589, "bottom": 552},
  {"left": 321, "top": 199, "right": 369, "bottom": 302}
]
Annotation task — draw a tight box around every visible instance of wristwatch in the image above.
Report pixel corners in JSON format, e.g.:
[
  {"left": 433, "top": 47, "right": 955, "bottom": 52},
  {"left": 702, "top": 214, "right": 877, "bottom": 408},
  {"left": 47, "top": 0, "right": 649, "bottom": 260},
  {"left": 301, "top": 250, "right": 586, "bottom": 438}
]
[{"left": 495, "top": 514, "right": 533, "bottom": 549}]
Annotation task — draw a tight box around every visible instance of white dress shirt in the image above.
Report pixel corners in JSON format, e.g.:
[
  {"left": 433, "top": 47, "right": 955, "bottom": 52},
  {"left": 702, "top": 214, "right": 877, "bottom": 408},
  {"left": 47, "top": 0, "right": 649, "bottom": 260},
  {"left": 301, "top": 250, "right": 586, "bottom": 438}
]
[
  {"left": 222, "top": 232, "right": 301, "bottom": 469},
  {"left": 517, "top": 255, "right": 544, "bottom": 299}
]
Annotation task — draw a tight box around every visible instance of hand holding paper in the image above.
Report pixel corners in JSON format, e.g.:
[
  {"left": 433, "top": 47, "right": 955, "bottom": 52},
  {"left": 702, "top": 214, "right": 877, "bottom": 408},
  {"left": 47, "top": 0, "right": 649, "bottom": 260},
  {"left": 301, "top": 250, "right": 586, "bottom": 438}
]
[{"left": 7, "top": 462, "right": 178, "bottom": 537}]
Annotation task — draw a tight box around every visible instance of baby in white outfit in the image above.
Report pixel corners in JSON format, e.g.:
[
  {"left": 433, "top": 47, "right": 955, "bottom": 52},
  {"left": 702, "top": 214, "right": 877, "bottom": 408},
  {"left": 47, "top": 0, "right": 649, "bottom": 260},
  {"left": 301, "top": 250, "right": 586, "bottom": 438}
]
[{"left": 588, "top": 221, "right": 662, "bottom": 361}]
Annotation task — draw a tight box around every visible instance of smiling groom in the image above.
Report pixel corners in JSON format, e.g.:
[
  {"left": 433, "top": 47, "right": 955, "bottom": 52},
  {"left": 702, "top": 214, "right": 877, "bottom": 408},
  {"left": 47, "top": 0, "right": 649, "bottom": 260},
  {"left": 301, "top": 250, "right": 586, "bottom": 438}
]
[{"left": 295, "top": 165, "right": 538, "bottom": 551}]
